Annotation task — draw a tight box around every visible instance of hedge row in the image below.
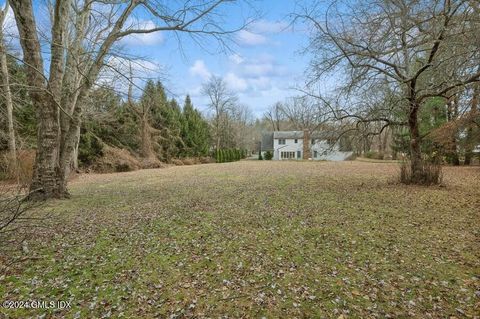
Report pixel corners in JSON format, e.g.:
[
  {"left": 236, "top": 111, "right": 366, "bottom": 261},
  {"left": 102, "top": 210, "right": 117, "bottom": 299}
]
[{"left": 215, "top": 149, "right": 247, "bottom": 163}]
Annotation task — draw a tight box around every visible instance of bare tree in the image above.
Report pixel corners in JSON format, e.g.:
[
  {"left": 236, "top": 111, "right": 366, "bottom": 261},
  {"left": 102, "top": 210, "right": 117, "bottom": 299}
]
[
  {"left": 0, "top": 186, "right": 46, "bottom": 253},
  {"left": 202, "top": 75, "right": 238, "bottom": 150},
  {"left": 280, "top": 95, "right": 329, "bottom": 132},
  {"left": 0, "top": 0, "right": 17, "bottom": 177},
  {"left": 263, "top": 102, "right": 285, "bottom": 131},
  {"left": 10, "top": 0, "right": 252, "bottom": 199},
  {"left": 297, "top": 0, "right": 480, "bottom": 183},
  {"left": 464, "top": 82, "right": 479, "bottom": 164}
]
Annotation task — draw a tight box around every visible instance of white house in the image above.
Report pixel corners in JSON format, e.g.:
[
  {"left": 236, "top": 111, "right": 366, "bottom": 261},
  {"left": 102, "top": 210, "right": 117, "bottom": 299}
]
[{"left": 261, "top": 131, "right": 353, "bottom": 161}]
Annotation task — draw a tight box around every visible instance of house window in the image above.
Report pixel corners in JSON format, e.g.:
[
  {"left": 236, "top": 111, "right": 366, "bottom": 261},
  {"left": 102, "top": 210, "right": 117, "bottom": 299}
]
[
  {"left": 297, "top": 151, "right": 301, "bottom": 159},
  {"left": 314, "top": 151, "right": 318, "bottom": 158},
  {"left": 278, "top": 138, "right": 286, "bottom": 145},
  {"left": 280, "top": 151, "right": 295, "bottom": 159},
  {"left": 294, "top": 139, "right": 298, "bottom": 143}
]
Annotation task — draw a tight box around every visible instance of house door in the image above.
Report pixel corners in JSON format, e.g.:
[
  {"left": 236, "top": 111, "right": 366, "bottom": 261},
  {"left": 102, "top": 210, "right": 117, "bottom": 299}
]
[{"left": 297, "top": 151, "right": 301, "bottom": 159}]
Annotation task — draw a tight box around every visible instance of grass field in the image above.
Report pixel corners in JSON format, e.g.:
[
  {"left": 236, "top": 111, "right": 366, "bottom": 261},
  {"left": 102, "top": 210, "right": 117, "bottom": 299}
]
[{"left": 1, "top": 161, "right": 479, "bottom": 318}]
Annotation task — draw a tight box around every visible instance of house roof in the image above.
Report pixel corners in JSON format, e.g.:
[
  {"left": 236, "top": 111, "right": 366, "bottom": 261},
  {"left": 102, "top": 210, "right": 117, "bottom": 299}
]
[
  {"left": 272, "top": 131, "right": 332, "bottom": 139},
  {"left": 273, "top": 131, "right": 304, "bottom": 139}
]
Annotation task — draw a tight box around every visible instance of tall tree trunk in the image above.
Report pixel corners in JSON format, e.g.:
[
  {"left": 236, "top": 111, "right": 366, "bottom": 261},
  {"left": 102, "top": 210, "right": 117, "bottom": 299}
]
[
  {"left": 10, "top": 0, "right": 64, "bottom": 198},
  {"left": 446, "top": 95, "right": 460, "bottom": 165},
  {"left": 464, "top": 82, "right": 479, "bottom": 165},
  {"left": 408, "top": 98, "right": 423, "bottom": 183},
  {"left": 0, "top": 1, "right": 17, "bottom": 176},
  {"left": 215, "top": 115, "right": 221, "bottom": 150},
  {"left": 382, "top": 127, "right": 389, "bottom": 159}
]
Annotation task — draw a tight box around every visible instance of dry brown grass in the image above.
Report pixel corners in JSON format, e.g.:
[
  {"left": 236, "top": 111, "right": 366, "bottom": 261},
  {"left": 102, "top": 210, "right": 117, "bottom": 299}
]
[{"left": 1, "top": 161, "right": 479, "bottom": 318}]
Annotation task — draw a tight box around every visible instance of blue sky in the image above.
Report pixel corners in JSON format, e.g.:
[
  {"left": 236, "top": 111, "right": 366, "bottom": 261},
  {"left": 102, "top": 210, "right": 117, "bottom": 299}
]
[
  {"left": 1, "top": 0, "right": 312, "bottom": 118},
  {"left": 120, "top": 0, "right": 311, "bottom": 117}
]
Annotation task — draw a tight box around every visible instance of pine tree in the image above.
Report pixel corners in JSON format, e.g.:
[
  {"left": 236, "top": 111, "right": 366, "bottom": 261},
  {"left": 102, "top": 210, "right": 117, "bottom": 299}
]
[{"left": 181, "top": 95, "right": 211, "bottom": 157}]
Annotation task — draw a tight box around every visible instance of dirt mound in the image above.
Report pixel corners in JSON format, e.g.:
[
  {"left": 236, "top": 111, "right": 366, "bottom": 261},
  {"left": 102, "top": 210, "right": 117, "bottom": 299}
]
[
  {"left": 92, "top": 146, "right": 142, "bottom": 173},
  {"left": 140, "top": 157, "right": 166, "bottom": 169}
]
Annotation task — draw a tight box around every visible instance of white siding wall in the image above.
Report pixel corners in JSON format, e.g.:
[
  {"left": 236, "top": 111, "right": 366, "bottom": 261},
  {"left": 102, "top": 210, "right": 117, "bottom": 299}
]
[
  {"left": 311, "top": 141, "right": 353, "bottom": 161},
  {"left": 273, "top": 138, "right": 303, "bottom": 160},
  {"left": 272, "top": 138, "right": 353, "bottom": 161}
]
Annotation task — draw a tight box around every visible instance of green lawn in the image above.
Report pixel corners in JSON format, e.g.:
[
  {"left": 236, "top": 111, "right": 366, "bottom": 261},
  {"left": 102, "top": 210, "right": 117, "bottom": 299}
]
[{"left": 1, "top": 161, "right": 479, "bottom": 318}]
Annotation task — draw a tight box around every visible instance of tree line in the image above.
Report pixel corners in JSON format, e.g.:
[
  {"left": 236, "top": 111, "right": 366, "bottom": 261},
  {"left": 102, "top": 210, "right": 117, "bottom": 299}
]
[
  {"left": 289, "top": 0, "right": 479, "bottom": 184},
  {"left": 0, "top": 0, "right": 254, "bottom": 199}
]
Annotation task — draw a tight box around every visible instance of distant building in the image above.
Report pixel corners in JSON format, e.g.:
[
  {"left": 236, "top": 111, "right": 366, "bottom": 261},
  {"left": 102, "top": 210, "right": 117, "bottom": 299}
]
[{"left": 260, "top": 130, "right": 352, "bottom": 161}]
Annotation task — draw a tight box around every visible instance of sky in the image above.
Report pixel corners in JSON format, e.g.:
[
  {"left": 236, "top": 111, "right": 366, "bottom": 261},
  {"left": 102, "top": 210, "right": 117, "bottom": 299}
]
[
  {"left": 122, "top": 1, "right": 313, "bottom": 118},
  {"left": 1, "top": 0, "right": 313, "bottom": 118}
]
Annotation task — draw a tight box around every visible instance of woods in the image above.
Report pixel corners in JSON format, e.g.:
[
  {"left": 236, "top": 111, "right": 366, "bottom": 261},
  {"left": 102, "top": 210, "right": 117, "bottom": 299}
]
[
  {"left": 1, "top": 0, "right": 252, "bottom": 199},
  {"left": 296, "top": 0, "right": 480, "bottom": 183},
  {"left": 1, "top": 0, "right": 478, "bottom": 196},
  {"left": 1, "top": 1, "right": 480, "bottom": 318}
]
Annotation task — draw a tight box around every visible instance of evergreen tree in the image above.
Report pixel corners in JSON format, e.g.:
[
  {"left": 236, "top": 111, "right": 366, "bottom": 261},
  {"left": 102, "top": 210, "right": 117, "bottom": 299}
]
[{"left": 181, "top": 95, "right": 211, "bottom": 157}]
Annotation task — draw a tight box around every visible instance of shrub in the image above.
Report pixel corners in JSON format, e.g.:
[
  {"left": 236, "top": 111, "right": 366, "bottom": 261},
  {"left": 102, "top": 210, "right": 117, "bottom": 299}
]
[
  {"left": 199, "top": 156, "right": 214, "bottom": 164},
  {"left": 258, "top": 152, "right": 263, "bottom": 160},
  {"left": 0, "top": 150, "right": 35, "bottom": 186},
  {"left": 264, "top": 150, "right": 273, "bottom": 160},
  {"left": 364, "top": 150, "right": 375, "bottom": 159},
  {"left": 182, "top": 158, "right": 195, "bottom": 165},
  {"left": 78, "top": 131, "right": 104, "bottom": 166},
  {"left": 219, "top": 150, "right": 224, "bottom": 163},
  {"left": 226, "top": 149, "right": 232, "bottom": 162},
  {"left": 171, "top": 159, "right": 184, "bottom": 166}
]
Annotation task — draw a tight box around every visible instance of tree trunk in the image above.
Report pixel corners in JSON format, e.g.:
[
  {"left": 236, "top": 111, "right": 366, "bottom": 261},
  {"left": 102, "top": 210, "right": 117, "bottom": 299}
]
[
  {"left": 0, "top": 10, "right": 17, "bottom": 175},
  {"left": 302, "top": 129, "right": 311, "bottom": 159},
  {"left": 446, "top": 96, "right": 460, "bottom": 165},
  {"left": 408, "top": 98, "right": 423, "bottom": 183},
  {"left": 215, "top": 114, "right": 221, "bottom": 150},
  {"left": 10, "top": 0, "right": 65, "bottom": 198},
  {"left": 72, "top": 125, "right": 80, "bottom": 171},
  {"left": 382, "top": 127, "right": 389, "bottom": 159},
  {"left": 464, "top": 83, "right": 479, "bottom": 165}
]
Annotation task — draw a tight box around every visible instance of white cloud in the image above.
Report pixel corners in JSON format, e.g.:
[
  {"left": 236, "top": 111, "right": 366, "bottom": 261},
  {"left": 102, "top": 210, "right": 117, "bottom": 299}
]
[
  {"left": 229, "top": 53, "right": 245, "bottom": 65},
  {"left": 250, "top": 19, "right": 290, "bottom": 34},
  {"left": 121, "top": 20, "right": 164, "bottom": 46},
  {"left": 189, "top": 60, "right": 211, "bottom": 80},
  {"left": 249, "top": 77, "right": 272, "bottom": 91},
  {"left": 236, "top": 30, "right": 267, "bottom": 46},
  {"left": 233, "top": 53, "right": 288, "bottom": 79},
  {"left": 225, "top": 72, "right": 248, "bottom": 92}
]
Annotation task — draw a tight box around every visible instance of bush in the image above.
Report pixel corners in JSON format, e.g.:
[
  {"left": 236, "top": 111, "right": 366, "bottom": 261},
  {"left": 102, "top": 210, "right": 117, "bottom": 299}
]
[
  {"left": 226, "top": 149, "right": 232, "bottom": 162},
  {"left": 219, "top": 150, "right": 224, "bottom": 163},
  {"left": 0, "top": 150, "right": 35, "bottom": 186},
  {"left": 364, "top": 150, "right": 375, "bottom": 159},
  {"left": 199, "top": 156, "right": 215, "bottom": 164},
  {"left": 264, "top": 150, "right": 273, "bottom": 160},
  {"left": 171, "top": 159, "right": 184, "bottom": 166},
  {"left": 181, "top": 158, "right": 196, "bottom": 165},
  {"left": 258, "top": 152, "right": 263, "bottom": 160},
  {"left": 78, "top": 131, "right": 104, "bottom": 166},
  {"left": 215, "top": 149, "right": 244, "bottom": 163},
  {"left": 399, "top": 160, "right": 443, "bottom": 185}
]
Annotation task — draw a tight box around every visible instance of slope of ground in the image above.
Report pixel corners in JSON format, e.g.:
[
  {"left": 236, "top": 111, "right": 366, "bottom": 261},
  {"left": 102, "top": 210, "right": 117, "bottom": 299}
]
[{"left": 1, "top": 161, "right": 479, "bottom": 318}]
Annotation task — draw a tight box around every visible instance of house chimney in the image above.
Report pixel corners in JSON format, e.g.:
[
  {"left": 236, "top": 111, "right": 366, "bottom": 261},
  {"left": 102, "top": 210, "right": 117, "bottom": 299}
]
[{"left": 303, "top": 129, "right": 311, "bottom": 159}]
